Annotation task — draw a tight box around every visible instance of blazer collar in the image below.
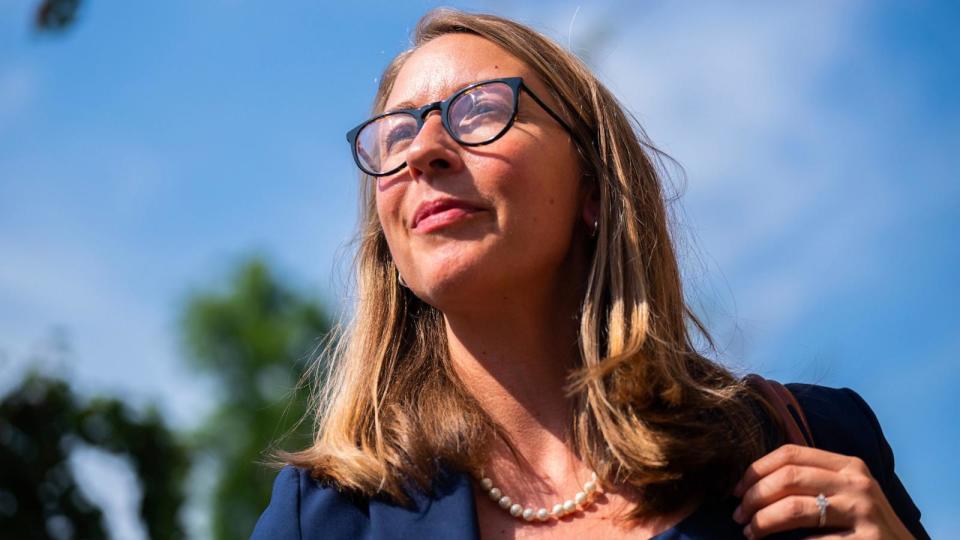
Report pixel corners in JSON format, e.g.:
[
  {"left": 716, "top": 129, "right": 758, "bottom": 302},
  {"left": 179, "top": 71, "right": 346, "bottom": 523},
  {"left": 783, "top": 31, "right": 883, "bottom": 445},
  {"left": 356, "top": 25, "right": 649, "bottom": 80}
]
[{"left": 368, "top": 467, "right": 480, "bottom": 539}]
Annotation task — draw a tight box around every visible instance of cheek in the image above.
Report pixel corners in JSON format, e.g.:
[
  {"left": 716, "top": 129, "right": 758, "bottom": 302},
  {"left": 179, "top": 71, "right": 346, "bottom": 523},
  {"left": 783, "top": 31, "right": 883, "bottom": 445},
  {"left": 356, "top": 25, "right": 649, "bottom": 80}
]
[
  {"left": 375, "top": 187, "right": 408, "bottom": 262},
  {"left": 497, "top": 146, "right": 581, "bottom": 245},
  {"left": 422, "top": 154, "right": 579, "bottom": 293}
]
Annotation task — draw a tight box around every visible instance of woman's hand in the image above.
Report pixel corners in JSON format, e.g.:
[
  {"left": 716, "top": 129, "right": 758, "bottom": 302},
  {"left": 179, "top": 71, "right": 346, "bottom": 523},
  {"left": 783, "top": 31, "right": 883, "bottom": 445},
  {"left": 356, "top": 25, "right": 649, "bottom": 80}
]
[{"left": 731, "top": 444, "right": 914, "bottom": 539}]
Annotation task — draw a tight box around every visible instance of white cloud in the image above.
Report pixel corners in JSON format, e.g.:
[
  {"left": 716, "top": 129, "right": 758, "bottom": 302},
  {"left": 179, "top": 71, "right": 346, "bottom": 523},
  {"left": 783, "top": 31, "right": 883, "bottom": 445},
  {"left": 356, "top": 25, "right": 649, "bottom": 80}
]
[
  {"left": 69, "top": 445, "right": 148, "bottom": 540},
  {"left": 0, "top": 136, "right": 212, "bottom": 428},
  {"left": 0, "top": 225, "right": 215, "bottom": 428},
  {"left": 556, "top": 3, "right": 910, "bottom": 350}
]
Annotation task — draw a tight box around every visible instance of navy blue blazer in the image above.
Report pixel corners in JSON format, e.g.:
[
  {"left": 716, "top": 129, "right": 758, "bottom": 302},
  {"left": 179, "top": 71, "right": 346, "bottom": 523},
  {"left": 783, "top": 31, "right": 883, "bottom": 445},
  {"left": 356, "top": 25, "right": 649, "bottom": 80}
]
[{"left": 251, "top": 384, "right": 929, "bottom": 539}]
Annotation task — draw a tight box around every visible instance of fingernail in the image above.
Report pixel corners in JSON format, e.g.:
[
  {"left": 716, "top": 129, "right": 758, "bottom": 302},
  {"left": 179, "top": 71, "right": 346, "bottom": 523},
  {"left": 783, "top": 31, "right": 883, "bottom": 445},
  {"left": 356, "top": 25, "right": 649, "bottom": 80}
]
[
  {"left": 732, "top": 505, "right": 743, "bottom": 524},
  {"left": 743, "top": 525, "right": 752, "bottom": 539}
]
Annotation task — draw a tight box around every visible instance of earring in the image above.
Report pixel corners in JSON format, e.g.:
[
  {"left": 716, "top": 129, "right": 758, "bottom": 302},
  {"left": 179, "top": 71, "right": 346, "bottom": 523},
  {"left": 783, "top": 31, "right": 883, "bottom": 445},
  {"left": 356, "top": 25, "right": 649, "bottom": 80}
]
[
  {"left": 590, "top": 218, "right": 599, "bottom": 238},
  {"left": 397, "top": 270, "right": 408, "bottom": 288}
]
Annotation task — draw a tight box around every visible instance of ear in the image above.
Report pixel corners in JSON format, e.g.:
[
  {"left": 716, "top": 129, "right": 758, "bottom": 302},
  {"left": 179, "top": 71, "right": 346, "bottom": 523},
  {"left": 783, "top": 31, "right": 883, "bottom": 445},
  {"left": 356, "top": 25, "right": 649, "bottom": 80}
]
[{"left": 581, "top": 181, "right": 600, "bottom": 233}]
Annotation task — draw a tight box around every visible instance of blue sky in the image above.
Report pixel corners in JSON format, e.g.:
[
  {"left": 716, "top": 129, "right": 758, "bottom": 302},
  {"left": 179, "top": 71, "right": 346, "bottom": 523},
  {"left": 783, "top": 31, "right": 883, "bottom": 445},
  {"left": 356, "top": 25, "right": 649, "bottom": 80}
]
[{"left": 1, "top": 1, "right": 957, "bottom": 537}]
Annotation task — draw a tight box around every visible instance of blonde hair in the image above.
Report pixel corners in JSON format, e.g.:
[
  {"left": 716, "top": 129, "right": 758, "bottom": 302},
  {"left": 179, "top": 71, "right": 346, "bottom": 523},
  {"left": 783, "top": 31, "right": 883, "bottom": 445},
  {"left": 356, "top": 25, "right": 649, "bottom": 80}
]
[{"left": 286, "top": 8, "right": 777, "bottom": 520}]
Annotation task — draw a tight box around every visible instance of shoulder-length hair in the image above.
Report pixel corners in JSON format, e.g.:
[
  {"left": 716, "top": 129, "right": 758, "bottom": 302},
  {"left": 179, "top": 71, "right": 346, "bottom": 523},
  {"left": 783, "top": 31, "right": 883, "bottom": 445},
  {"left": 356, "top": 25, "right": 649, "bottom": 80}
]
[{"left": 286, "top": 8, "right": 778, "bottom": 521}]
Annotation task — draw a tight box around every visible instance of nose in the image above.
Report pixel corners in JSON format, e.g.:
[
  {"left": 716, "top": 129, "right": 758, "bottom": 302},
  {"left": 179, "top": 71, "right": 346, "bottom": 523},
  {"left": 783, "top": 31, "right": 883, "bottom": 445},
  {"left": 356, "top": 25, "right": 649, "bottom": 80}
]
[{"left": 404, "top": 112, "right": 464, "bottom": 179}]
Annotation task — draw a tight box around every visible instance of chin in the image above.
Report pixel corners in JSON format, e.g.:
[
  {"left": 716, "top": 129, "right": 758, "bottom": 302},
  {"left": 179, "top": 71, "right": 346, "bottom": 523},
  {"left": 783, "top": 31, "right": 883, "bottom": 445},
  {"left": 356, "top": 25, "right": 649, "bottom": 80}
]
[
  {"left": 404, "top": 239, "right": 491, "bottom": 298},
  {"left": 410, "top": 257, "right": 496, "bottom": 311}
]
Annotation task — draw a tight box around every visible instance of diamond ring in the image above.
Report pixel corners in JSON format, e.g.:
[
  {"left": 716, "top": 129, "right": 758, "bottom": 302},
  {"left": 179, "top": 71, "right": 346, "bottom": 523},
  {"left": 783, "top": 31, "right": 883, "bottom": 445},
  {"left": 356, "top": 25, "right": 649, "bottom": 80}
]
[{"left": 815, "top": 493, "right": 830, "bottom": 527}]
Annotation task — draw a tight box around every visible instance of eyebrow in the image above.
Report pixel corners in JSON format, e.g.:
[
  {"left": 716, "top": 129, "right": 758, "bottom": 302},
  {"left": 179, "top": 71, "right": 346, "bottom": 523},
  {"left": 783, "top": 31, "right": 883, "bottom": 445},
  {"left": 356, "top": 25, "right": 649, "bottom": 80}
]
[
  {"left": 388, "top": 100, "right": 423, "bottom": 111},
  {"left": 385, "top": 74, "right": 495, "bottom": 113}
]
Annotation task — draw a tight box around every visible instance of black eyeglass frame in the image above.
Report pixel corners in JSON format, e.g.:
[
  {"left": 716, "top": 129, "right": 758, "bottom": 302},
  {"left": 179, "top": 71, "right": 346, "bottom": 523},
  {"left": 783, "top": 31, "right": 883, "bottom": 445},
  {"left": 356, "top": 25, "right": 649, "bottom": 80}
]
[{"left": 345, "top": 76, "right": 578, "bottom": 177}]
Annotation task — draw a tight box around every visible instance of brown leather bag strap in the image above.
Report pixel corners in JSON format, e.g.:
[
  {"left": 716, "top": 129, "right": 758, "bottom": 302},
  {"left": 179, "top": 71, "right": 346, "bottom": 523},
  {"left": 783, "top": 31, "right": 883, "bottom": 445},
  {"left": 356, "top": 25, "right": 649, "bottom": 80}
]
[{"left": 744, "top": 374, "right": 815, "bottom": 447}]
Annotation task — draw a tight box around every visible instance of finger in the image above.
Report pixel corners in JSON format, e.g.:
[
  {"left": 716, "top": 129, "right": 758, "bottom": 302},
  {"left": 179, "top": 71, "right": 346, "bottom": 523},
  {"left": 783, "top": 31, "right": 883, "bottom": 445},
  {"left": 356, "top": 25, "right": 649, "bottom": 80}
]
[
  {"left": 804, "top": 533, "right": 857, "bottom": 540},
  {"left": 734, "top": 465, "right": 839, "bottom": 524},
  {"left": 734, "top": 444, "right": 861, "bottom": 497},
  {"left": 744, "top": 493, "right": 854, "bottom": 539}
]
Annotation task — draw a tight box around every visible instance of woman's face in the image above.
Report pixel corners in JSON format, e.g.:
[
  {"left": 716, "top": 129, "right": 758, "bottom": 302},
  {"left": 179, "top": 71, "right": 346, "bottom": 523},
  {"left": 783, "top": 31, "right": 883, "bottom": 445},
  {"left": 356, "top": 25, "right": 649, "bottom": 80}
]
[{"left": 376, "top": 33, "right": 588, "bottom": 311}]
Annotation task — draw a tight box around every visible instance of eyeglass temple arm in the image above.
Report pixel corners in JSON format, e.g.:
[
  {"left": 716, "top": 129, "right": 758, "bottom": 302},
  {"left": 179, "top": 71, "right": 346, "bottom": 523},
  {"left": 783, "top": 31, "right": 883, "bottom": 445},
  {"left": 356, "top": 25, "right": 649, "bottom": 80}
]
[{"left": 520, "top": 82, "right": 580, "bottom": 141}]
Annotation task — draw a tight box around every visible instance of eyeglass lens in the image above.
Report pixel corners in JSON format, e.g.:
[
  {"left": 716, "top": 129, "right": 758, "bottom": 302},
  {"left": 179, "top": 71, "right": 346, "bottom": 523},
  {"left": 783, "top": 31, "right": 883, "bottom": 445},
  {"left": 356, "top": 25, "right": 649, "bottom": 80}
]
[{"left": 354, "top": 81, "right": 515, "bottom": 175}]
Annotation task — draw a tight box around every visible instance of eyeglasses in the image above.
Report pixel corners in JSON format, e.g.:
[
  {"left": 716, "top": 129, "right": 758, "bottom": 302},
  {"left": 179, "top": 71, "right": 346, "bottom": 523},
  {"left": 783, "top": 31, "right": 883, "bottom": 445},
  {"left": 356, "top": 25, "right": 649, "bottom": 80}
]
[{"left": 345, "top": 76, "right": 576, "bottom": 177}]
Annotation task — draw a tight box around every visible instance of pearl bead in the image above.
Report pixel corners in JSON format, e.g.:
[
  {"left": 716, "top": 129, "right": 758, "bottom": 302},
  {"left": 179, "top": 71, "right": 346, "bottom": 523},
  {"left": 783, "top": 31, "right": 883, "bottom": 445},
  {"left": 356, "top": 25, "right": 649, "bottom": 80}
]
[{"left": 478, "top": 470, "right": 599, "bottom": 523}]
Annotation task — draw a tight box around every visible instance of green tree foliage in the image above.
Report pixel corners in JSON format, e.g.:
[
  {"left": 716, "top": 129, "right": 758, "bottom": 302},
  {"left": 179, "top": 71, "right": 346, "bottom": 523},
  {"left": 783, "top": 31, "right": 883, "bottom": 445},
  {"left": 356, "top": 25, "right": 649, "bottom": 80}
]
[
  {"left": 0, "top": 373, "right": 189, "bottom": 539},
  {"left": 34, "top": 0, "right": 83, "bottom": 32},
  {"left": 181, "top": 257, "right": 331, "bottom": 540}
]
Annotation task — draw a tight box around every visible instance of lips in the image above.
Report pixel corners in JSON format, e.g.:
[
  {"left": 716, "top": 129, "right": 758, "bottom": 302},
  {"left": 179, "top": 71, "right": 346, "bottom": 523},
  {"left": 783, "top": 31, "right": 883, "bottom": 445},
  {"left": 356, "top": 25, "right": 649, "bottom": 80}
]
[{"left": 411, "top": 197, "right": 484, "bottom": 232}]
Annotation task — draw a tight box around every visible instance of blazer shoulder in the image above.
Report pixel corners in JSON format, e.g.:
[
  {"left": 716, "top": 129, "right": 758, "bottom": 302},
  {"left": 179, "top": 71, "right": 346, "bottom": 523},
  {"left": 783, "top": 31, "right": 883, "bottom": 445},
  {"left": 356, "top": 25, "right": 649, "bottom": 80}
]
[
  {"left": 782, "top": 383, "right": 929, "bottom": 539},
  {"left": 250, "top": 465, "right": 372, "bottom": 540},
  {"left": 782, "top": 383, "right": 881, "bottom": 461}
]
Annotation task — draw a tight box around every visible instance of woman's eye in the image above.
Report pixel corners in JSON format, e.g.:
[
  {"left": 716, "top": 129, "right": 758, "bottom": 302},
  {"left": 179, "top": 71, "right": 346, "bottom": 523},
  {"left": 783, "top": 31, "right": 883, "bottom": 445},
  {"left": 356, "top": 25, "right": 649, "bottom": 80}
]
[
  {"left": 469, "top": 99, "right": 510, "bottom": 117},
  {"left": 384, "top": 124, "right": 416, "bottom": 151}
]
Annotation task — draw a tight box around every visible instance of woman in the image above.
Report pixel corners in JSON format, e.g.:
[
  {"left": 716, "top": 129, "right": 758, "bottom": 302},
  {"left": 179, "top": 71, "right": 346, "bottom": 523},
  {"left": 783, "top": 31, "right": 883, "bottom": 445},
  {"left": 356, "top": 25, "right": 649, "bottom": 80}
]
[{"left": 252, "top": 9, "right": 928, "bottom": 539}]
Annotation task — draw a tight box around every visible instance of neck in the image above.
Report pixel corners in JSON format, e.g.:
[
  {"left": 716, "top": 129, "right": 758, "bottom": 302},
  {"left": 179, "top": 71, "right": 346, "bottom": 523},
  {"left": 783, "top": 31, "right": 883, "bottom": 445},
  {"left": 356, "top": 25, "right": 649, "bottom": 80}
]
[{"left": 443, "top": 263, "right": 586, "bottom": 478}]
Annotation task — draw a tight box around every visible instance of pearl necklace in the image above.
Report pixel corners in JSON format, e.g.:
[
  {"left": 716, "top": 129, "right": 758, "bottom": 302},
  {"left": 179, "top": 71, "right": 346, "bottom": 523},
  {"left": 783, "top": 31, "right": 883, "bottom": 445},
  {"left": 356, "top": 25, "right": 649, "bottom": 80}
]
[{"left": 477, "top": 471, "right": 600, "bottom": 522}]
